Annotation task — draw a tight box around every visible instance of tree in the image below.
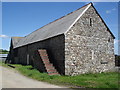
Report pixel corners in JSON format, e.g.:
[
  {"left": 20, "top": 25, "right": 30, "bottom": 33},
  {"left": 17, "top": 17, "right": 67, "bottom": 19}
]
[{"left": 0, "top": 49, "right": 9, "bottom": 54}]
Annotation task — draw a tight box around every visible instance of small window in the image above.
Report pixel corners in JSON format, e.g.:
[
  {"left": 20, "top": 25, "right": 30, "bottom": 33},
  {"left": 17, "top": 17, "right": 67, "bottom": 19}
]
[
  {"left": 108, "top": 38, "right": 111, "bottom": 42},
  {"left": 101, "top": 61, "right": 108, "bottom": 64},
  {"left": 90, "top": 18, "right": 92, "bottom": 26}
]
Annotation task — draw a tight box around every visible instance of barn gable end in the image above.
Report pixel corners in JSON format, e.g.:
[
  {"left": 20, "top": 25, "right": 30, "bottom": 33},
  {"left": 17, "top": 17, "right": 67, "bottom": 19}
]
[{"left": 65, "top": 4, "right": 115, "bottom": 76}]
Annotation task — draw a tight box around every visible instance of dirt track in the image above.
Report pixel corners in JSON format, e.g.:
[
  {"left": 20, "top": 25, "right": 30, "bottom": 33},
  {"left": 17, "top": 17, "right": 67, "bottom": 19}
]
[{"left": 0, "top": 66, "right": 65, "bottom": 88}]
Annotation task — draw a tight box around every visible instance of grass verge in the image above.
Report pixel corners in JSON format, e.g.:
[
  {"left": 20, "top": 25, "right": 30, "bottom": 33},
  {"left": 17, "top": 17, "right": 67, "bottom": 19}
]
[{"left": 0, "top": 61, "right": 119, "bottom": 88}]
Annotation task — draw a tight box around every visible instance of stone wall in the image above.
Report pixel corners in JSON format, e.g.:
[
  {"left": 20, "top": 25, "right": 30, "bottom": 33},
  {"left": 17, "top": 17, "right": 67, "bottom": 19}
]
[
  {"left": 16, "top": 34, "right": 65, "bottom": 75},
  {"left": 65, "top": 6, "right": 115, "bottom": 76}
]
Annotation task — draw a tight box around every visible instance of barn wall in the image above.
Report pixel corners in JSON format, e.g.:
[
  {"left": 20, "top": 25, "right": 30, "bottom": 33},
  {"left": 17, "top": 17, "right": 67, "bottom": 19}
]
[
  {"left": 17, "top": 46, "right": 28, "bottom": 65},
  {"left": 16, "top": 34, "right": 65, "bottom": 75},
  {"left": 65, "top": 6, "right": 115, "bottom": 76},
  {"left": 6, "top": 40, "right": 14, "bottom": 63}
]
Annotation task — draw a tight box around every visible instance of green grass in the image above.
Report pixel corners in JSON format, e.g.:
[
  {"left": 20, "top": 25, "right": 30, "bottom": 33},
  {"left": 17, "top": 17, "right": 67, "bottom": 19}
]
[
  {"left": 0, "top": 61, "right": 8, "bottom": 67},
  {"left": 0, "top": 52, "right": 9, "bottom": 54},
  {"left": 0, "top": 62, "right": 119, "bottom": 88}
]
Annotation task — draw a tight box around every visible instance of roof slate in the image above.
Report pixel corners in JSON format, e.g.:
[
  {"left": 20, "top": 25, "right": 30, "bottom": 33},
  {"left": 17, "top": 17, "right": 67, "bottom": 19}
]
[
  {"left": 13, "top": 3, "right": 115, "bottom": 48},
  {"left": 11, "top": 37, "right": 23, "bottom": 48},
  {"left": 14, "top": 3, "right": 90, "bottom": 48}
]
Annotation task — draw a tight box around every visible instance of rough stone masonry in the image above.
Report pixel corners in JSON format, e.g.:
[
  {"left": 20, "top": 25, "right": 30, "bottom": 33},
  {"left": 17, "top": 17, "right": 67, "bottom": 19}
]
[{"left": 65, "top": 5, "right": 115, "bottom": 76}]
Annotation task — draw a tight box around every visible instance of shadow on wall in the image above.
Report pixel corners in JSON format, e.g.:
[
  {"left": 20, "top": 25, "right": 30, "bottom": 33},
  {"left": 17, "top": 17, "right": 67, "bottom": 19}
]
[
  {"left": 32, "top": 50, "right": 47, "bottom": 73},
  {"left": 115, "top": 55, "right": 120, "bottom": 67},
  {"left": 31, "top": 49, "right": 65, "bottom": 75}
]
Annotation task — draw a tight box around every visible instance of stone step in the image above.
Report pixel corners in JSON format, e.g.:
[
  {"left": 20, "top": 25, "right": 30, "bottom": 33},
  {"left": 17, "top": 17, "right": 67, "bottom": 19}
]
[
  {"left": 41, "top": 56, "right": 49, "bottom": 60},
  {"left": 40, "top": 54, "right": 48, "bottom": 56},
  {"left": 47, "top": 69, "right": 57, "bottom": 72},
  {"left": 42, "top": 60, "right": 50, "bottom": 63},
  {"left": 38, "top": 49, "right": 59, "bottom": 75},
  {"left": 42, "top": 59, "right": 49, "bottom": 62},
  {"left": 38, "top": 50, "right": 47, "bottom": 55},
  {"left": 46, "top": 67, "right": 55, "bottom": 70},
  {"left": 45, "top": 63, "right": 53, "bottom": 66},
  {"left": 38, "top": 52, "right": 47, "bottom": 54},
  {"left": 43, "top": 61, "right": 50, "bottom": 64},
  {"left": 45, "top": 64, "right": 53, "bottom": 67}
]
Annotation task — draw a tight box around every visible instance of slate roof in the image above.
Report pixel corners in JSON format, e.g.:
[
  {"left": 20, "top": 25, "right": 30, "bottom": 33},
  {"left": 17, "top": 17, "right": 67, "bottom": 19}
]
[
  {"left": 13, "top": 3, "right": 115, "bottom": 48},
  {"left": 13, "top": 3, "right": 91, "bottom": 48},
  {"left": 11, "top": 37, "right": 23, "bottom": 47}
]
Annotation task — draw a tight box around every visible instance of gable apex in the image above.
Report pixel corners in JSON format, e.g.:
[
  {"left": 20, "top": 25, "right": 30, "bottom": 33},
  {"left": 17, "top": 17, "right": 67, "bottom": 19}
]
[
  {"left": 66, "top": 3, "right": 115, "bottom": 39},
  {"left": 91, "top": 4, "right": 115, "bottom": 39},
  {"left": 65, "top": 3, "right": 92, "bottom": 34}
]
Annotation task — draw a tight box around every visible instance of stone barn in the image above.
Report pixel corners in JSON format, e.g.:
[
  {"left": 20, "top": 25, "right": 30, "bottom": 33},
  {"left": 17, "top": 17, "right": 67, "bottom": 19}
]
[{"left": 7, "top": 3, "right": 115, "bottom": 76}]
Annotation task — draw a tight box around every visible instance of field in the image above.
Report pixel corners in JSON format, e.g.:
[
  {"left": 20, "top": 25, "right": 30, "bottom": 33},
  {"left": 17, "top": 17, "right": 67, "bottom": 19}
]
[{"left": 0, "top": 62, "right": 119, "bottom": 89}]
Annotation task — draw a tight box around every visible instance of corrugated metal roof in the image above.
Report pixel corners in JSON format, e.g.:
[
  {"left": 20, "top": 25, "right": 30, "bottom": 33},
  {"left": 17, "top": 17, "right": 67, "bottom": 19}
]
[{"left": 14, "top": 3, "right": 90, "bottom": 48}]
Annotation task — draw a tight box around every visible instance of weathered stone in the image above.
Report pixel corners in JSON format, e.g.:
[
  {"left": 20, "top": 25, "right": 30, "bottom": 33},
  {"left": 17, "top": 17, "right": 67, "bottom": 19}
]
[{"left": 65, "top": 6, "right": 115, "bottom": 75}]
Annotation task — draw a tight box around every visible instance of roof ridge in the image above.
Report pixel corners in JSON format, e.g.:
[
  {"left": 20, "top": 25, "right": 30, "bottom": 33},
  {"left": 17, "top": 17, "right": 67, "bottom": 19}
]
[
  {"left": 12, "top": 37, "right": 23, "bottom": 38},
  {"left": 24, "top": 3, "right": 91, "bottom": 38},
  {"left": 14, "top": 3, "right": 92, "bottom": 48}
]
